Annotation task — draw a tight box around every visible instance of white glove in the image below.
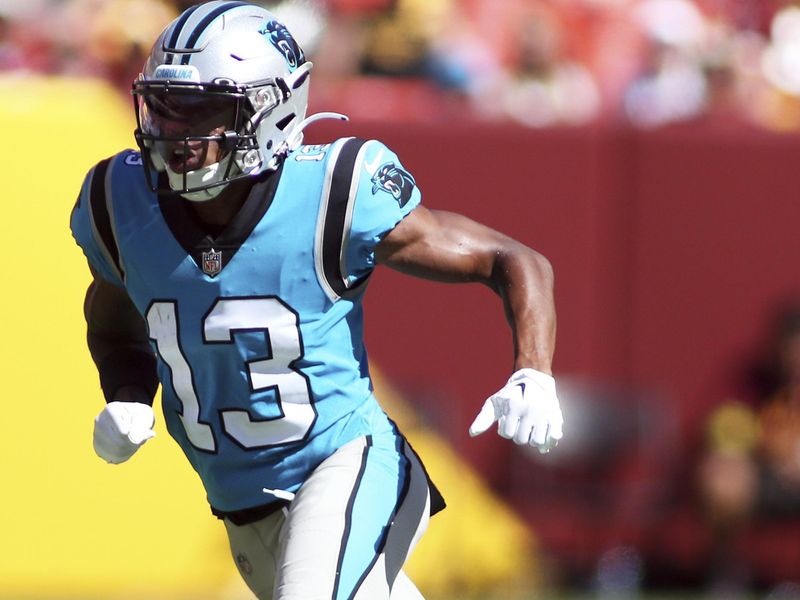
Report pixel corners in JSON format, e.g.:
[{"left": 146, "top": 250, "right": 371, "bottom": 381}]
[
  {"left": 93, "top": 401, "right": 156, "bottom": 464},
  {"left": 469, "top": 368, "right": 564, "bottom": 453}
]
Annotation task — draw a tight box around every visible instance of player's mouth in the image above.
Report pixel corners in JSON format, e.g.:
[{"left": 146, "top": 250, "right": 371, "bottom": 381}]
[{"left": 168, "top": 145, "right": 206, "bottom": 173}]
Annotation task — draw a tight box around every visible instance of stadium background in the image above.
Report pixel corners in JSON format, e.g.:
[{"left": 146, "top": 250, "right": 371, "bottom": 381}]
[{"left": 3, "top": 0, "right": 800, "bottom": 598}]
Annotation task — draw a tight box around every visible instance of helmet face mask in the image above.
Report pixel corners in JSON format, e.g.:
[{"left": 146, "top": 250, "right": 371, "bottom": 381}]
[
  {"left": 134, "top": 80, "right": 262, "bottom": 197},
  {"left": 131, "top": 2, "right": 311, "bottom": 201}
]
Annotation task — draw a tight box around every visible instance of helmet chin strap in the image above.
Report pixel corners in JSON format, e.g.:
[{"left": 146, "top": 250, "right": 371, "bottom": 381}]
[
  {"left": 147, "top": 148, "right": 228, "bottom": 202},
  {"left": 165, "top": 161, "right": 227, "bottom": 202}
]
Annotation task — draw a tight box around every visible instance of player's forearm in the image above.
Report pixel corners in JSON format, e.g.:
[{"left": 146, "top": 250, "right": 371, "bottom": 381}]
[
  {"left": 84, "top": 280, "right": 159, "bottom": 403},
  {"left": 86, "top": 329, "right": 159, "bottom": 404},
  {"left": 490, "top": 244, "right": 556, "bottom": 374}
]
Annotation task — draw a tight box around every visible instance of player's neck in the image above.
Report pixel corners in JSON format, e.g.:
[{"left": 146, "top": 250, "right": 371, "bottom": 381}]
[{"left": 184, "top": 178, "right": 254, "bottom": 228}]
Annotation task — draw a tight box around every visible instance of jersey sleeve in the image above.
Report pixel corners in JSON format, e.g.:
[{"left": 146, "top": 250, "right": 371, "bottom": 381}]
[
  {"left": 71, "top": 155, "right": 158, "bottom": 402},
  {"left": 344, "top": 139, "right": 421, "bottom": 285},
  {"left": 70, "top": 157, "right": 125, "bottom": 288}
]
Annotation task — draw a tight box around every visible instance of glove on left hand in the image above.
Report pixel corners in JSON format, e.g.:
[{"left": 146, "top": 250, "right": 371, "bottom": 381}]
[{"left": 469, "top": 368, "right": 564, "bottom": 454}]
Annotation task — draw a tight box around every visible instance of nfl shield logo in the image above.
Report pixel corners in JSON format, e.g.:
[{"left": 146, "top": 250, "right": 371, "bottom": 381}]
[{"left": 202, "top": 248, "right": 222, "bottom": 276}]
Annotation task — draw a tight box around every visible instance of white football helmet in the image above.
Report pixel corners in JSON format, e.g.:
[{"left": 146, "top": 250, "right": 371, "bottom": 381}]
[{"left": 133, "top": 1, "right": 333, "bottom": 201}]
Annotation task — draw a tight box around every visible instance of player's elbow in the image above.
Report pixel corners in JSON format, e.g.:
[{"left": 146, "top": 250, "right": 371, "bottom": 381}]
[
  {"left": 530, "top": 248, "right": 554, "bottom": 289},
  {"left": 491, "top": 242, "right": 554, "bottom": 293}
]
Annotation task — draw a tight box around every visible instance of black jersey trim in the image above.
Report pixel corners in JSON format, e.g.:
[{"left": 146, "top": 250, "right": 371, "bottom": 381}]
[
  {"left": 318, "top": 137, "right": 368, "bottom": 300},
  {"left": 211, "top": 498, "right": 289, "bottom": 526},
  {"left": 348, "top": 437, "right": 413, "bottom": 600},
  {"left": 332, "top": 435, "right": 372, "bottom": 600},
  {"left": 157, "top": 164, "right": 283, "bottom": 277},
  {"left": 411, "top": 441, "right": 446, "bottom": 517},
  {"left": 88, "top": 157, "right": 124, "bottom": 281},
  {"left": 377, "top": 437, "right": 413, "bottom": 555},
  {"left": 181, "top": 2, "right": 249, "bottom": 65},
  {"left": 388, "top": 418, "right": 446, "bottom": 516}
]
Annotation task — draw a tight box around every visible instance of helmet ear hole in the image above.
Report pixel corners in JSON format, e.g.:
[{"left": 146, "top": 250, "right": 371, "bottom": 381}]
[
  {"left": 292, "top": 70, "right": 310, "bottom": 89},
  {"left": 275, "top": 113, "right": 296, "bottom": 131}
]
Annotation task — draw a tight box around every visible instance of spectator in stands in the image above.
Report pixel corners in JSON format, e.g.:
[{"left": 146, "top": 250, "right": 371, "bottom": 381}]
[
  {"left": 79, "top": 0, "right": 178, "bottom": 90},
  {"left": 0, "top": 1, "right": 60, "bottom": 74},
  {"left": 2, "top": 0, "right": 797, "bottom": 131},
  {"left": 358, "top": 0, "right": 452, "bottom": 78},
  {"left": 499, "top": 3, "right": 600, "bottom": 128},
  {"left": 0, "top": 9, "right": 25, "bottom": 71},
  {"left": 699, "top": 22, "right": 769, "bottom": 127},
  {"left": 623, "top": 0, "right": 711, "bottom": 127},
  {"left": 750, "top": 4, "right": 800, "bottom": 130},
  {"left": 698, "top": 301, "right": 800, "bottom": 594}
]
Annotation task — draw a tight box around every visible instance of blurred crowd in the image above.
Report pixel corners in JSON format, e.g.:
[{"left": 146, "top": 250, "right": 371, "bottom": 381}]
[
  {"left": 697, "top": 302, "right": 800, "bottom": 595},
  {"left": 3, "top": 0, "right": 800, "bottom": 130}
]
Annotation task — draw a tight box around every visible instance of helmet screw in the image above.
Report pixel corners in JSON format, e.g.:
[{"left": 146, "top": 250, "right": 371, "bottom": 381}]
[
  {"left": 243, "top": 150, "right": 261, "bottom": 168},
  {"left": 255, "top": 88, "right": 273, "bottom": 109}
]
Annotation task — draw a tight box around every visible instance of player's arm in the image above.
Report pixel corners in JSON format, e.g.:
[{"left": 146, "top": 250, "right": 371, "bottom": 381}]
[
  {"left": 84, "top": 272, "right": 159, "bottom": 463},
  {"left": 375, "top": 206, "right": 555, "bottom": 372},
  {"left": 375, "top": 206, "right": 563, "bottom": 451}
]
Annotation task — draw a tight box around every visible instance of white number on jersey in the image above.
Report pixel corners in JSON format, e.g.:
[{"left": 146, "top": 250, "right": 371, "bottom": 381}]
[{"left": 146, "top": 297, "right": 315, "bottom": 452}]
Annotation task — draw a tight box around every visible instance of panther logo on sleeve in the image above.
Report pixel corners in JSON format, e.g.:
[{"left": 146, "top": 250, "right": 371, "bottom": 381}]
[
  {"left": 371, "top": 163, "right": 416, "bottom": 208},
  {"left": 259, "top": 20, "right": 305, "bottom": 72}
]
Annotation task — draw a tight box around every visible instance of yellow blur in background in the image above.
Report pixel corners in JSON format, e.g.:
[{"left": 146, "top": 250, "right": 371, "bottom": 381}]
[{"left": 0, "top": 75, "right": 534, "bottom": 599}]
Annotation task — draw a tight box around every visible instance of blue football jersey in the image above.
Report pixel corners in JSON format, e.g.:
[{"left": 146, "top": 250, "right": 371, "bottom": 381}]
[{"left": 71, "top": 137, "right": 422, "bottom": 513}]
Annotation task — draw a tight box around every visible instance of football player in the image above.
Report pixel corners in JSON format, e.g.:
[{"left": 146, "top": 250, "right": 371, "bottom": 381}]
[{"left": 70, "top": 2, "right": 564, "bottom": 599}]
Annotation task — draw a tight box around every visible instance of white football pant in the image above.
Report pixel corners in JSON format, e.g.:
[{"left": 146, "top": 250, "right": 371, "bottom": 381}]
[{"left": 224, "top": 433, "right": 430, "bottom": 599}]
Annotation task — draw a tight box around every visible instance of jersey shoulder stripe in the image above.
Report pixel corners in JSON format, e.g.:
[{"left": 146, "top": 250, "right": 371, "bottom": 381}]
[
  {"left": 87, "top": 156, "right": 124, "bottom": 282},
  {"left": 314, "top": 137, "right": 369, "bottom": 301}
]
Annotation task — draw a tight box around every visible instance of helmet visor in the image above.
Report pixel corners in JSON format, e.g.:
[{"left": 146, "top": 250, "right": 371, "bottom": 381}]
[{"left": 137, "top": 89, "right": 240, "bottom": 137}]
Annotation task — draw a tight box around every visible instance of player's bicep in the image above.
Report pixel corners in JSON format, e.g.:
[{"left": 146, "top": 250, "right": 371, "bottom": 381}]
[
  {"left": 375, "top": 206, "right": 511, "bottom": 285},
  {"left": 84, "top": 271, "right": 148, "bottom": 343}
]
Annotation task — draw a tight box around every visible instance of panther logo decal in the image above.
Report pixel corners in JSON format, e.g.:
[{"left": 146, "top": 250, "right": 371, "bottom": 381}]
[
  {"left": 371, "top": 162, "right": 416, "bottom": 208},
  {"left": 259, "top": 20, "right": 305, "bottom": 72}
]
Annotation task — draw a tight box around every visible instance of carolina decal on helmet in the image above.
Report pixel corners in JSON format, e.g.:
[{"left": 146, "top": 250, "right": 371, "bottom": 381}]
[
  {"left": 153, "top": 65, "right": 200, "bottom": 81},
  {"left": 259, "top": 20, "right": 305, "bottom": 72},
  {"left": 371, "top": 163, "right": 416, "bottom": 208}
]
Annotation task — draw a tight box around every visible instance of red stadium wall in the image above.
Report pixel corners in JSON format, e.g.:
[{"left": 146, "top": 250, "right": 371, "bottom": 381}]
[{"left": 309, "top": 121, "right": 800, "bottom": 472}]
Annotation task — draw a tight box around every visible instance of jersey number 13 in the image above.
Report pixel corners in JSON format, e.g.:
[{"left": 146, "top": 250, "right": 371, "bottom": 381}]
[{"left": 146, "top": 297, "right": 315, "bottom": 452}]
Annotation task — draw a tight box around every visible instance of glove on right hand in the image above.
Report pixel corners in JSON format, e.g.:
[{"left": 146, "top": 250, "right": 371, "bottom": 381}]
[{"left": 93, "top": 401, "right": 156, "bottom": 464}]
